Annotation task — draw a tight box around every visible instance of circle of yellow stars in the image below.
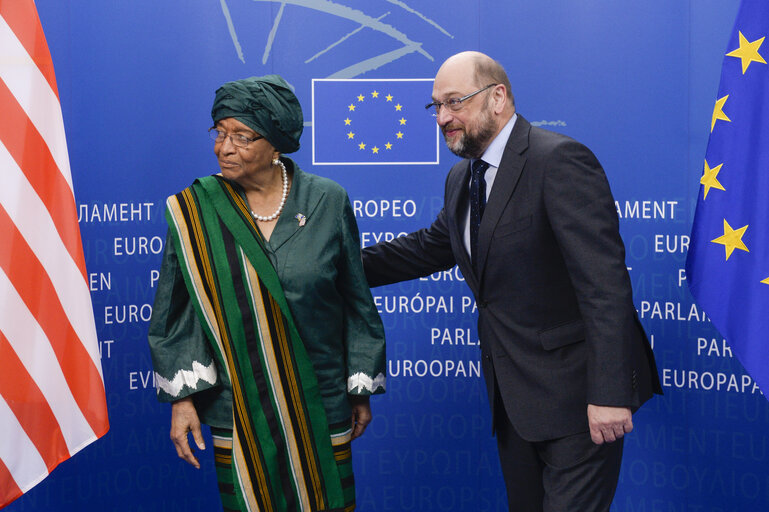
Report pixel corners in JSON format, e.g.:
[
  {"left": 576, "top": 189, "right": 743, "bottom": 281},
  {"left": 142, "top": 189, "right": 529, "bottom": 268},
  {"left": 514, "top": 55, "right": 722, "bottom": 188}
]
[
  {"left": 702, "top": 28, "right": 766, "bottom": 282},
  {"left": 344, "top": 90, "right": 407, "bottom": 156}
]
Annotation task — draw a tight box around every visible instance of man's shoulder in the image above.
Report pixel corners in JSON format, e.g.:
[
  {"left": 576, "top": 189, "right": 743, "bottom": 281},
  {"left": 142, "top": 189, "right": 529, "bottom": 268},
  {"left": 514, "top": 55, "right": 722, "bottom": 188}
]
[
  {"left": 524, "top": 124, "right": 594, "bottom": 159},
  {"left": 528, "top": 123, "right": 577, "bottom": 146}
]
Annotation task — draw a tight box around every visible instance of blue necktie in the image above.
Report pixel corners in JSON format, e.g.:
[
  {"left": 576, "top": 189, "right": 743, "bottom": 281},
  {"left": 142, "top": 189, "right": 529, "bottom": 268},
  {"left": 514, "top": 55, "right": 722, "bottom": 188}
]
[{"left": 470, "top": 159, "right": 489, "bottom": 269}]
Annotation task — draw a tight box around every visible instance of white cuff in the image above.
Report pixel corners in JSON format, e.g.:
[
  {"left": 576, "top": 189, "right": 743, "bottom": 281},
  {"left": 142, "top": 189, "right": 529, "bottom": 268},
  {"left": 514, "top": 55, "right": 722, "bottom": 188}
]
[
  {"left": 347, "top": 372, "right": 386, "bottom": 393},
  {"left": 155, "top": 360, "right": 218, "bottom": 397}
]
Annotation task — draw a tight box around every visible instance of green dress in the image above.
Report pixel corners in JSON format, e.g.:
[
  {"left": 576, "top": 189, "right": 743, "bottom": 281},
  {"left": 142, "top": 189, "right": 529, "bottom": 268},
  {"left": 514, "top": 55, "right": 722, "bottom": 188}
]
[{"left": 148, "top": 159, "right": 385, "bottom": 511}]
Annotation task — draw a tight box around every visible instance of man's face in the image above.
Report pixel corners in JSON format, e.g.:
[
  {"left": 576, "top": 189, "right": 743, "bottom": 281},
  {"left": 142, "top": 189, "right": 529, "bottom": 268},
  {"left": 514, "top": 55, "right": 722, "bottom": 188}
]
[{"left": 432, "top": 64, "right": 497, "bottom": 159}]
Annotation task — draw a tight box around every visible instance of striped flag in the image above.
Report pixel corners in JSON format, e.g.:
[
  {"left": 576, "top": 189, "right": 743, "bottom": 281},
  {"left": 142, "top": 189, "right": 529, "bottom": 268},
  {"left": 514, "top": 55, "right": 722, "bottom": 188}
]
[{"left": 0, "top": 1, "right": 109, "bottom": 507}]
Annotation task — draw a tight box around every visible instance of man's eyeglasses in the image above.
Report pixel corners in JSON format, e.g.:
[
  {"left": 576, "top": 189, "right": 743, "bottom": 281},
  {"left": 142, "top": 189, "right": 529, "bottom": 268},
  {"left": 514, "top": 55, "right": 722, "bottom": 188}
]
[
  {"left": 208, "top": 127, "right": 263, "bottom": 148},
  {"left": 425, "top": 84, "right": 498, "bottom": 116}
]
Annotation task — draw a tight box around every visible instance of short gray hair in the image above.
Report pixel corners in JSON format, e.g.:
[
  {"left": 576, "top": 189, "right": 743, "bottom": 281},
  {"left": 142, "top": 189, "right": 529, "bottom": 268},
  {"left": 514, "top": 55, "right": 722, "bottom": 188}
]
[{"left": 473, "top": 56, "right": 515, "bottom": 107}]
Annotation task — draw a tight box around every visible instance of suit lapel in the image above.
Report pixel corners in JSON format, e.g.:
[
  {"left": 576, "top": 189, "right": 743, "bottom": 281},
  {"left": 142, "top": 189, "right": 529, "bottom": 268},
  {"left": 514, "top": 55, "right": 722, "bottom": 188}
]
[
  {"left": 476, "top": 116, "right": 530, "bottom": 279},
  {"left": 446, "top": 160, "right": 479, "bottom": 292}
]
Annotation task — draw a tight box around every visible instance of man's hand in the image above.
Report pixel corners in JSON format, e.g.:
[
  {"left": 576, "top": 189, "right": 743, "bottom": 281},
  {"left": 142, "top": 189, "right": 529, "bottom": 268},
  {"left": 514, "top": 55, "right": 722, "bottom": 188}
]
[
  {"left": 349, "top": 395, "right": 372, "bottom": 440},
  {"left": 171, "top": 397, "right": 205, "bottom": 468},
  {"left": 587, "top": 404, "right": 633, "bottom": 445}
]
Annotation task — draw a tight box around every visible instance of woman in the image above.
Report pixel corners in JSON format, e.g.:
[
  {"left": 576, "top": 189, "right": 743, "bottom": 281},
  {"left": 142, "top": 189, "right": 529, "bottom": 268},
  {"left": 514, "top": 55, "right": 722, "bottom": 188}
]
[{"left": 148, "top": 75, "right": 386, "bottom": 512}]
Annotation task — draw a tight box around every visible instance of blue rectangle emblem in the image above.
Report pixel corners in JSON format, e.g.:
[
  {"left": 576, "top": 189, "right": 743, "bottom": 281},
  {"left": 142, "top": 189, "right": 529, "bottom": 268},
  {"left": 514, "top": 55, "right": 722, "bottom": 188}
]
[{"left": 312, "top": 79, "right": 439, "bottom": 165}]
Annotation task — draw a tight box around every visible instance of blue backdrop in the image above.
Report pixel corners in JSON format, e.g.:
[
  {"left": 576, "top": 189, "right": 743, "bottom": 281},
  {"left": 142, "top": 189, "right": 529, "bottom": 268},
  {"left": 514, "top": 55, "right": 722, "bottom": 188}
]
[{"left": 9, "top": 1, "right": 768, "bottom": 510}]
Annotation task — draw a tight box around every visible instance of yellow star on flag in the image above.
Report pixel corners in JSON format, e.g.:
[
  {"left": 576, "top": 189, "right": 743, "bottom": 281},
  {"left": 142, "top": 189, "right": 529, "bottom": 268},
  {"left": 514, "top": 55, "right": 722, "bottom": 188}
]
[
  {"left": 761, "top": 277, "right": 769, "bottom": 285},
  {"left": 385, "top": 142, "right": 392, "bottom": 150},
  {"left": 372, "top": 146, "right": 379, "bottom": 154},
  {"left": 386, "top": 94, "right": 393, "bottom": 102},
  {"left": 347, "top": 131, "right": 355, "bottom": 139},
  {"left": 357, "top": 94, "right": 365, "bottom": 102},
  {"left": 344, "top": 118, "right": 351, "bottom": 125},
  {"left": 396, "top": 131, "right": 403, "bottom": 139},
  {"left": 348, "top": 104, "right": 356, "bottom": 111},
  {"left": 399, "top": 118, "right": 407, "bottom": 125},
  {"left": 358, "top": 142, "right": 366, "bottom": 150},
  {"left": 726, "top": 31, "right": 767, "bottom": 74},
  {"left": 711, "top": 219, "right": 749, "bottom": 260},
  {"left": 371, "top": 90, "right": 379, "bottom": 98},
  {"left": 700, "top": 159, "right": 725, "bottom": 199},
  {"left": 711, "top": 95, "right": 731, "bottom": 132},
  {"left": 395, "top": 104, "right": 403, "bottom": 111}
]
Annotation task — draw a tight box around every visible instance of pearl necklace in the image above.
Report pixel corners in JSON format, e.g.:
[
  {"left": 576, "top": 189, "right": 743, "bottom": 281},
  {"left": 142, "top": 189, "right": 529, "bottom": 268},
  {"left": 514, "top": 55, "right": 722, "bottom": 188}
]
[{"left": 251, "top": 159, "right": 288, "bottom": 222}]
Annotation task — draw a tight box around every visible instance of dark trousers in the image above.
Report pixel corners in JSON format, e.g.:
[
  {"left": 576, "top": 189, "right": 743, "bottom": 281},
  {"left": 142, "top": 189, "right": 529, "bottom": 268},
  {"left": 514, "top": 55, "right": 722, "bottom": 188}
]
[{"left": 495, "top": 406, "right": 624, "bottom": 512}]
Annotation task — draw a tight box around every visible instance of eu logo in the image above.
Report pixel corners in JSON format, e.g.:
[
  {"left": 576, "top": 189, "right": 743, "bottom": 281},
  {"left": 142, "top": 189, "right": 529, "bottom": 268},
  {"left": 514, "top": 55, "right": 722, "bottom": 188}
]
[{"left": 312, "top": 79, "right": 439, "bottom": 165}]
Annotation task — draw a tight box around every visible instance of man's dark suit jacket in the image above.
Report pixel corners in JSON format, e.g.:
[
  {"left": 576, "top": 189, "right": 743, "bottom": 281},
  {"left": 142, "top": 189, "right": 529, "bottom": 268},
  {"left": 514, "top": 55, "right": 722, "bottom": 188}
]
[{"left": 362, "top": 115, "right": 661, "bottom": 442}]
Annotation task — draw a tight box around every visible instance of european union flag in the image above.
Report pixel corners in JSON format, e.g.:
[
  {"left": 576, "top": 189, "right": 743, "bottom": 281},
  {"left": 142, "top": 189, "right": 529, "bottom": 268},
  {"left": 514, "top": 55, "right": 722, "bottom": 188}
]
[
  {"left": 686, "top": 0, "right": 769, "bottom": 397},
  {"left": 312, "top": 79, "right": 439, "bottom": 165}
]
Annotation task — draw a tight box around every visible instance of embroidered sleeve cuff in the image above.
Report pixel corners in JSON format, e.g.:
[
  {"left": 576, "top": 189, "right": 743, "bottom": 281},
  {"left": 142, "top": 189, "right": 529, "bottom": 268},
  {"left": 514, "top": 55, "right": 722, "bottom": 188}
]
[
  {"left": 347, "top": 372, "right": 386, "bottom": 394},
  {"left": 155, "top": 360, "right": 218, "bottom": 401}
]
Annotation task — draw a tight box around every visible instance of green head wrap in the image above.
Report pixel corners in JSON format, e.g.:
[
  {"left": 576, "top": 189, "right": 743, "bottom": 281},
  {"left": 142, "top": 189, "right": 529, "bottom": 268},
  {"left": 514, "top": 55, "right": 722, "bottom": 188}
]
[{"left": 211, "top": 75, "right": 303, "bottom": 154}]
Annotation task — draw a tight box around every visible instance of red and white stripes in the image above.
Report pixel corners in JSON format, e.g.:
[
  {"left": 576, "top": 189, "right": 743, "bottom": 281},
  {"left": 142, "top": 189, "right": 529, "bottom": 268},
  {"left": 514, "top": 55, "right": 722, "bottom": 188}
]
[{"left": 0, "top": 1, "right": 109, "bottom": 507}]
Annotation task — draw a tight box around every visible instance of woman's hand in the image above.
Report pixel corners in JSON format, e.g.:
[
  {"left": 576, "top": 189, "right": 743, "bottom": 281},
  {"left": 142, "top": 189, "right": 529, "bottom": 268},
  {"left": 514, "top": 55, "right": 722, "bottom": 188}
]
[
  {"left": 349, "top": 395, "right": 372, "bottom": 440},
  {"left": 171, "top": 397, "right": 205, "bottom": 468}
]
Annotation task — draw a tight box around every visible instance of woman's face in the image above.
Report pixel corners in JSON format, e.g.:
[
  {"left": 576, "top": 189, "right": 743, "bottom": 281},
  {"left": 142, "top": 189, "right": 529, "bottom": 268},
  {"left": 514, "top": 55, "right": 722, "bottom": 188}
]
[{"left": 213, "top": 117, "right": 277, "bottom": 184}]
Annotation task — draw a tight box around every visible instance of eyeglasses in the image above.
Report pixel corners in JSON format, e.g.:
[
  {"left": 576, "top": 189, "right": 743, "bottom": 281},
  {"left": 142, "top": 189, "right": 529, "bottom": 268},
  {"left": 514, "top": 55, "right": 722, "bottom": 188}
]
[
  {"left": 425, "top": 84, "right": 498, "bottom": 116},
  {"left": 208, "top": 127, "right": 263, "bottom": 148}
]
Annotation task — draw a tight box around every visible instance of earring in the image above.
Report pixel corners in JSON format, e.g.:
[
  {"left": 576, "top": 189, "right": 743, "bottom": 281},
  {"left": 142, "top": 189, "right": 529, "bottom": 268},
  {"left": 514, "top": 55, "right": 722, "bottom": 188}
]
[{"left": 272, "top": 157, "right": 280, "bottom": 166}]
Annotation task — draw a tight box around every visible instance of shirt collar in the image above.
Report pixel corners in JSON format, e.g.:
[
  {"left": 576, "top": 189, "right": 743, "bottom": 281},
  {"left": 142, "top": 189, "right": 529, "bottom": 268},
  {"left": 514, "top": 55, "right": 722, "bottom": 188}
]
[{"left": 477, "top": 113, "right": 517, "bottom": 169}]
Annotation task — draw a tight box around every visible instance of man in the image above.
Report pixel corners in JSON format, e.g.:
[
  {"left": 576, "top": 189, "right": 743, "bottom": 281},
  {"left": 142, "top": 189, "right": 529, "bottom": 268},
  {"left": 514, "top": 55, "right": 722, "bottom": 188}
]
[{"left": 361, "top": 51, "right": 661, "bottom": 511}]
